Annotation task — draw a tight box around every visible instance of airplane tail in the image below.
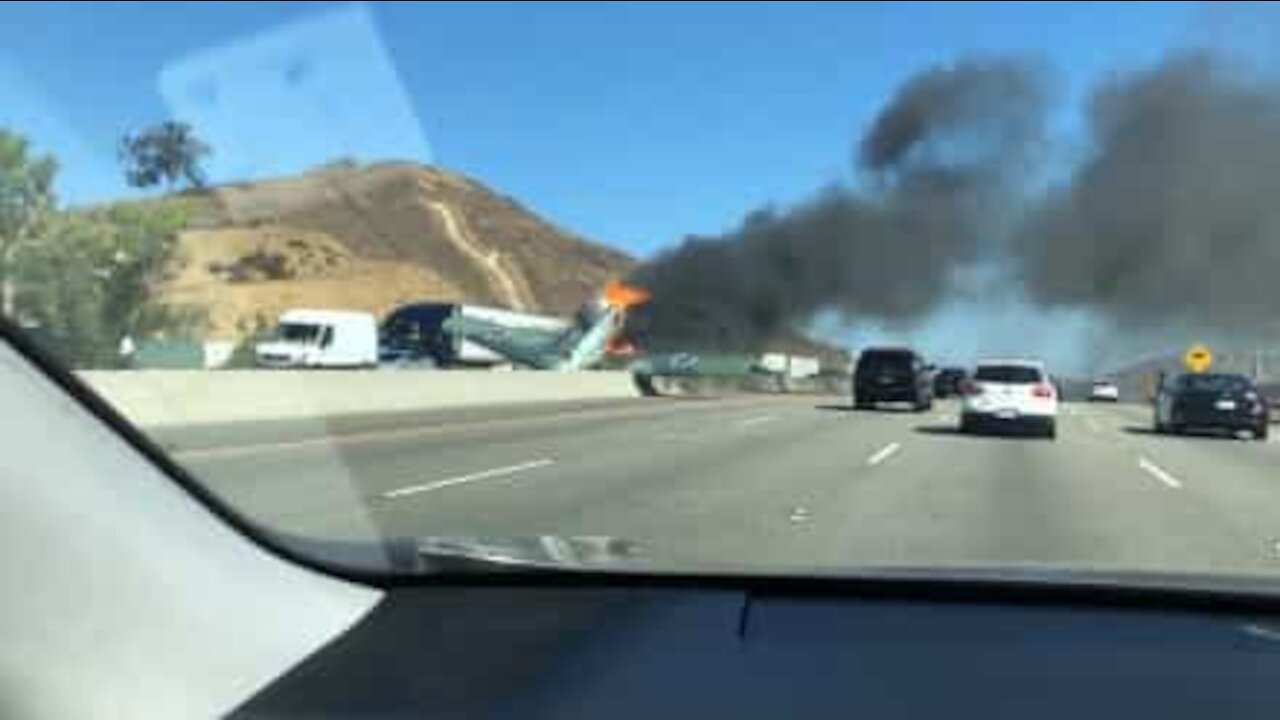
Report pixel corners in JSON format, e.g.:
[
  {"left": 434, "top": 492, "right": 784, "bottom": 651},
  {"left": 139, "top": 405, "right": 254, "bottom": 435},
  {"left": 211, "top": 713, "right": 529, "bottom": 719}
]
[
  {"left": 442, "top": 281, "right": 651, "bottom": 370},
  {"left": 557, "top": 281, "right": 651, "bottom": 370}
]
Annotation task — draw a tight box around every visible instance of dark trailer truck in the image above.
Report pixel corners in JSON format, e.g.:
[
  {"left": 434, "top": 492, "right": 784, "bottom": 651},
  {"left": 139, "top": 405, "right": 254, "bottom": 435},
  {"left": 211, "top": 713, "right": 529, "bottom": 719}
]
[{"left": 378, "top": 302, "right": 569, "bottom": 368}]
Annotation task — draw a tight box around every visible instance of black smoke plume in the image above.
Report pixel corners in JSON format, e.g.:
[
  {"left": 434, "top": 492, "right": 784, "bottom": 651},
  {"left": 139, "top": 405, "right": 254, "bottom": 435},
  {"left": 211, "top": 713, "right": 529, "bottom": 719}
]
[
  {"left": 627, "top": 58, "right": 1051, "bottom": 352},
  {"left": 630, "top": 49, "right": 1280, "bottom": 357},
  {"left": 1014, "top": 52, "right": 1280, "bottom": 336}
]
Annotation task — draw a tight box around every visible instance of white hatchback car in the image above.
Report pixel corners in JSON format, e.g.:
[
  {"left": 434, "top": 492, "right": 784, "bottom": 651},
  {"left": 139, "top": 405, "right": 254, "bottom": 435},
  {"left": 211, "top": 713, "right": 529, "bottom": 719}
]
[
  {"left": 1089, "top": 379, "right": 1120, "bottom": 402},
  {"left": 960, "top": 359, "right": 1058, "bottom": 439}
]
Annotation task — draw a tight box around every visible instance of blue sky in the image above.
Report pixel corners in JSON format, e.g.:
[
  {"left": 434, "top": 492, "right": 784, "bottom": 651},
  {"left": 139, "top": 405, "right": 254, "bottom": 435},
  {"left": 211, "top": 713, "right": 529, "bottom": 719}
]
[
  {"left": 0, "top": 1, "right": 1201, "bottom": 254},
  {"left": 0, "top": 2, "right": 1228, "bottom": 369}
]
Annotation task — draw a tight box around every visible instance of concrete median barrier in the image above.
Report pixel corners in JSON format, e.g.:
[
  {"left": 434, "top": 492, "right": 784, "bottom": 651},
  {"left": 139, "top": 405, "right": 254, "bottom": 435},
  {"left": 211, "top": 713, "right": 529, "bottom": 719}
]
[{"left": 79, "top": 370, "right": 641, "bottom": 428}]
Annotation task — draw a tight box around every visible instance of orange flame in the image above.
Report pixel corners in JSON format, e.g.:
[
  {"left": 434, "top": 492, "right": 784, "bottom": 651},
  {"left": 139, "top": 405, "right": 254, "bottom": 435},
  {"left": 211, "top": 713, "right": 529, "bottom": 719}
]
[{"left": 602, "top": 280, "right": 652, "bottom": 310}]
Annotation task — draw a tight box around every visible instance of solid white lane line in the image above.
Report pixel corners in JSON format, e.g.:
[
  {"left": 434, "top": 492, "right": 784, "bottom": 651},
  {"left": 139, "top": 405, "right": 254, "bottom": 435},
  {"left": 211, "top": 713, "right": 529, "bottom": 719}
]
[
  {"left": 1138, "top": 456, "right": 1182, "bottom": 489},
  {"left": 738, "top": 415, "right": 777, "bottom": 428},
  {"left": 867, "top": 442, "right": 902, "bottom": 467},
  {"left": 174, "top": 398, "right": 770, "bottom": 460},
  {"left": 176, "top": 434, "right": 364, "bottom": 460},
  {"left": 382, "top": 458, "right": 555, "bottom": 499}
]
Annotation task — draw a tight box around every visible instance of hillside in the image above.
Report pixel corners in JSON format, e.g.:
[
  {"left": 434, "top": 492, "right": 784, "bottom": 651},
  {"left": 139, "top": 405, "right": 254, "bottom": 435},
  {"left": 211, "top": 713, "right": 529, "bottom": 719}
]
[{"left": 152, "top": 162, "right": 635, "bottom": 339}]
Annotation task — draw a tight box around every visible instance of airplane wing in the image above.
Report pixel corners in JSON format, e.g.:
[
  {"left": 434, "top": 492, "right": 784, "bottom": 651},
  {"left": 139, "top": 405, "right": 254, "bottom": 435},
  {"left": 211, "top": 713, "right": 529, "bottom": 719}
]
[{"left": 442, "top": 314, "right": 563, "bottom": 369}]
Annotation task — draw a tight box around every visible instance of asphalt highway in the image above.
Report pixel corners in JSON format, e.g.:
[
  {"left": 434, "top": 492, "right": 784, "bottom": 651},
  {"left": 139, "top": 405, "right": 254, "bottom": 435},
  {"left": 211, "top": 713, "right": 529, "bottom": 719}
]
[{"left": 167, "top": 395, "right": 1280, "bottom": 578}]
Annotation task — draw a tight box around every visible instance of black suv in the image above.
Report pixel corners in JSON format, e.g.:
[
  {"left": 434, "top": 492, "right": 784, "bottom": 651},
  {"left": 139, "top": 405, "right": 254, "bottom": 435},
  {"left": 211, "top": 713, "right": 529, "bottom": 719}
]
[{"left": 854, "top": 347, "right": 933, "bottom": 411}]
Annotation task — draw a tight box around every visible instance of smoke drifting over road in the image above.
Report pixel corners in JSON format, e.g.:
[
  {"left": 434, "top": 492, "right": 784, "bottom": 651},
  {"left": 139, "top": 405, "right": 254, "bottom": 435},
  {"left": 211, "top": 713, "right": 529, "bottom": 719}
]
[
  {"left": 628, "top": 58, "right": 1051, "bottom": 351},
  {"left": 630, "top": 50, "right": 1280, "bottom": 355},
  {"left": 1015, "top": 52, "right": 1280, "bottom": 334}
]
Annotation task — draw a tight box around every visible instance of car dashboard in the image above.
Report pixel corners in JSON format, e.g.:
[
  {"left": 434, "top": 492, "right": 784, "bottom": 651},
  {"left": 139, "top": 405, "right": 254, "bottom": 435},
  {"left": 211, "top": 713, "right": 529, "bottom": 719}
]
[{"left": 235, "top": 578, "right": 1280, "bottom": 718}]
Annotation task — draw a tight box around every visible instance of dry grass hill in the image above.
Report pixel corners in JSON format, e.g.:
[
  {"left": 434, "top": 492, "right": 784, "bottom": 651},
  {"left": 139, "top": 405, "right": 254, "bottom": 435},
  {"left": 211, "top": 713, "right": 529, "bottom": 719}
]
[
  {"left": 136, "top": 160, "right": 846, "bottom": 368},
  {"left": 151, "top": 161, "right": 634, "bottom": 339}
]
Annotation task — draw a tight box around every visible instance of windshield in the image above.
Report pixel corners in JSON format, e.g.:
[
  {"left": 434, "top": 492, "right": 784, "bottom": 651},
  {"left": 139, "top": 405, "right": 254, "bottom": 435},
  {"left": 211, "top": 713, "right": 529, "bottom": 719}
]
[
  {"left": 276, "top": 323, "right": 323, "bottom": 344},
  {"left": 976, "top": 366, "right": 1043, "bottom": 384},
  {"left": 858, "top": 352, "right": 915, "bottom": 372},
  {"left": 379, "top": 305, "right": 449, "bottom": 349},
  {"left": 1179, "top": 374, "right": 1252, "bottom": 394},
  {"left": 380, "top": 320, "right": 419, "bottom": 348},
  {"left": 10, "top": 1, "right": 1280, "bottom": 587}
]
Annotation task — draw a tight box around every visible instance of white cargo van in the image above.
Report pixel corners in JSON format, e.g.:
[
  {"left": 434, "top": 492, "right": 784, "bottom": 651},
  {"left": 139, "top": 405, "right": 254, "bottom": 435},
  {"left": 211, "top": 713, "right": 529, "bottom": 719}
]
[
  {"left": 757, "top": 353, "right": 822, "bottom": 379},
  {"left": 255, "top": 309, "right": 378, "bottom": 369}
]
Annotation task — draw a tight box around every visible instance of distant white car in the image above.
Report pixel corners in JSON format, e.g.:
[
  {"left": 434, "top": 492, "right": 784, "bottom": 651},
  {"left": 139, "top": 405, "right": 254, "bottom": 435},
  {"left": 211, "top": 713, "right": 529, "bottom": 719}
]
[
  {"left": 960, "top": 359, "right": 1058, "bottom": 439},
  {"left": 1089, "top": 380, "right": 1120, "bottom": 402}
]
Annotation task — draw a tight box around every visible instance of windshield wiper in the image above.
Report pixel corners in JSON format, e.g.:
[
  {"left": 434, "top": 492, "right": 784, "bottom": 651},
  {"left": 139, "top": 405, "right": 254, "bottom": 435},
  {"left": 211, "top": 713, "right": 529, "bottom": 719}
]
[{"left": 415, "top": 535, "right": 639, "bottom": 574}]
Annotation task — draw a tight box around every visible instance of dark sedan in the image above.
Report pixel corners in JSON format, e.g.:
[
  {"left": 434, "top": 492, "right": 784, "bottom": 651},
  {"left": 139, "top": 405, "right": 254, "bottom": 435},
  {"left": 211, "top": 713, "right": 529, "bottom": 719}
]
[
  {"left": 1154, "top": 372, "right": 1269, "bottom": 440},
  {"left": 932, "top": 367, "right": 967, "bottom": 399}
]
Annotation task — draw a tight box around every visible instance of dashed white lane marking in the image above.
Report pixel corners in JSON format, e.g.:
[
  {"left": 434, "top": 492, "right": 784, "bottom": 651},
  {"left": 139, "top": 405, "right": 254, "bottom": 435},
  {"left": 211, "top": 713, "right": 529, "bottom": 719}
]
[
  {"left": 738, "top": 415, "right": 777, "bottom": 428},
  {"left": 1138, "top": 456, "right": 1182, "bottom": 489},
  {"left": 867, "top": 442, "right": 903, "bottom": 467},
  {"left": 382, "top": 458, "right": 555, "bottom": 499}
]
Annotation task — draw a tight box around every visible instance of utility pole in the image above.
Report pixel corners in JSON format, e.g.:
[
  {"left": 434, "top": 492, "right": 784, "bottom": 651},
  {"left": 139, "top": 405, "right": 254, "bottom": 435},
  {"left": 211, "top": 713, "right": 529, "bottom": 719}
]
[
  {"left": 1, "top": 249, "right": 11, "bottom": 318},
  {"left": 1, "top": 241, "right": 20, "bottom": 318},
  {"left": 1, "top": 239, "right": 36, "bottom": 319}
]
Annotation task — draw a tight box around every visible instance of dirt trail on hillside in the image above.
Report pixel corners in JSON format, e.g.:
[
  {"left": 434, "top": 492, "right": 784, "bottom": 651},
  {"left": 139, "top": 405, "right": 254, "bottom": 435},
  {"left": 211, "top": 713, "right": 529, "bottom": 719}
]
[{"left": 424, "top": 193, "right": 536, "bottom": 311}]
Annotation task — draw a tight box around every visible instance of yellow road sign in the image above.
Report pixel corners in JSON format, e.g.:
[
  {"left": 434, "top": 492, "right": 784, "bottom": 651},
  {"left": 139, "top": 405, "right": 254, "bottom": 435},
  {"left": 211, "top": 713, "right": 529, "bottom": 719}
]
[{"left": 1184, "top": 344, "right": 1213, "bottom": 373}]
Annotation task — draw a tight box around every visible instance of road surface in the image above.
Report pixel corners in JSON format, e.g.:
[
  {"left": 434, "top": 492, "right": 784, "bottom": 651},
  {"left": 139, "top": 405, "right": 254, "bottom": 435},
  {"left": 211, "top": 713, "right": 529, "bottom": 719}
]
[{"left": 165, "top": 396, "right": 1280, "bottom": 578}]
